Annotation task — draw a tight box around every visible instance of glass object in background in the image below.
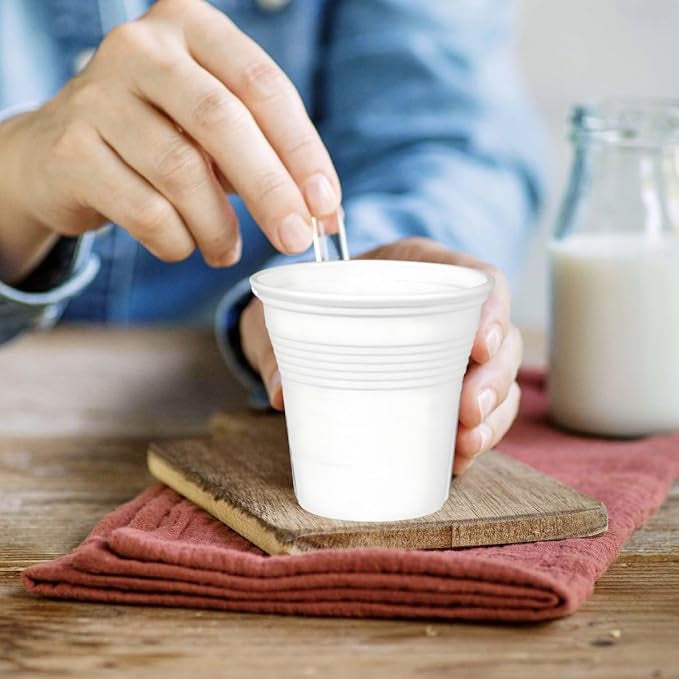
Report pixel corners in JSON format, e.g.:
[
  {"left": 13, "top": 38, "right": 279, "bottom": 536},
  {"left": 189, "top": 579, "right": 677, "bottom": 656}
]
[{"left": 549, "top": 99, "right": 679, "bottom": 436}]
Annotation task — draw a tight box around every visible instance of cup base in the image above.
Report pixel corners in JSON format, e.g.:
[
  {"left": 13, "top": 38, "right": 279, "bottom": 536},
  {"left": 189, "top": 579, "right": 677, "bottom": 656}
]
[{"left": 295, "top": 493, "right": 448, "bottom": 523}]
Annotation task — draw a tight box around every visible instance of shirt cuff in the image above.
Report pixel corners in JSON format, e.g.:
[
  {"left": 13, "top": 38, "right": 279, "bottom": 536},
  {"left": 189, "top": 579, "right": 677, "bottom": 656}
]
[
  {"left": 0, "top": 102, "right": 100, "bottom": 342},
  {"left": 215, "top": 276, "right": 270, "bottom": 410},
  {"left": 0, "top": 233, "right": 100, "bottom": 343}
]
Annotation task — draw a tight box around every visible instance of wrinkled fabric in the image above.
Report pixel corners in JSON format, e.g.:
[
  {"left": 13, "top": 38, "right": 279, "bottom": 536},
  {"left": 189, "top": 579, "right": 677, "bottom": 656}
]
[{"left": 22, "top": 373, "right": 679, "bottom": 622}]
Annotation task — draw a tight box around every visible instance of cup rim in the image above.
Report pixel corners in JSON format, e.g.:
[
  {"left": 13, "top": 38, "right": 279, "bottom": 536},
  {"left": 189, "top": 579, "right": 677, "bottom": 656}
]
[{"left": 250, "top": 259, "right": 494, "bottom": 309}]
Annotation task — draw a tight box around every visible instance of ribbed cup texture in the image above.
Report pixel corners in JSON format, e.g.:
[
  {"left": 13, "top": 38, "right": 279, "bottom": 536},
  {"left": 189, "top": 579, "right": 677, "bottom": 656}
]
[{"left": 271, "top": 333, "right": 472, "bottom": 389}]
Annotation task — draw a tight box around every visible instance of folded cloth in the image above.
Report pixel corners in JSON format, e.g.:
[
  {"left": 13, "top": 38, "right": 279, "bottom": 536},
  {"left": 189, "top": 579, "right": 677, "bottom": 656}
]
[{"left": 22, "top": 372, "right": 679, "bottom": 622}]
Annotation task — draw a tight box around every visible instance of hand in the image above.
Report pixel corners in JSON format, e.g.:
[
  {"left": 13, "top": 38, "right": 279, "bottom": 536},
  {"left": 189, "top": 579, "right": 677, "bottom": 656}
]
[
  {"left": 240, "top": 237, "right": 523, "bottom": 474},
  {"left": 0, "top": 0, "right": 340, "bottom": 281}
]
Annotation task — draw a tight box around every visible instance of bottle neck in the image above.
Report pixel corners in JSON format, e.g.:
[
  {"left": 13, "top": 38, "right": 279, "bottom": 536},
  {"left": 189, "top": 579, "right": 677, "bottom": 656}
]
[{"left": 555, "top": 135, "right": 679, "bottom": 241}]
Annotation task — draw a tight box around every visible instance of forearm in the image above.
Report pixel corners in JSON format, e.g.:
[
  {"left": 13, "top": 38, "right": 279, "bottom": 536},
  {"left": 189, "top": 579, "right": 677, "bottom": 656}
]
[{"left": 0, "top": 111, "right": 57, "bottom": 285}]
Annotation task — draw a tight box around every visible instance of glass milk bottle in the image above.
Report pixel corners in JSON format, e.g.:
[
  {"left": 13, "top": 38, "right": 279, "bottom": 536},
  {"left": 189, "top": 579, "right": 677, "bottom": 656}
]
[{"left": 549, "top": 99, "right": 679, "bottom": 436}]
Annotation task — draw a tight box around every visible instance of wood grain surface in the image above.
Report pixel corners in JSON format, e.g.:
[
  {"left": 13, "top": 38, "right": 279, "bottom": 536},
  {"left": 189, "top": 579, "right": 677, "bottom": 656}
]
[
  {"left": 148, "top": 411, "right": 607, "bottom": 554},
  {"left": 1, "top": 327, "right": 677, "bottom": 679}
]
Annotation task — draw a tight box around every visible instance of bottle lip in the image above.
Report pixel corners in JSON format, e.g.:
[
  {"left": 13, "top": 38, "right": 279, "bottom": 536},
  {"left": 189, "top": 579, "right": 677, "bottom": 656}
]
[{"left": 571, "top": 97, "right": 679, "bottom": 148}]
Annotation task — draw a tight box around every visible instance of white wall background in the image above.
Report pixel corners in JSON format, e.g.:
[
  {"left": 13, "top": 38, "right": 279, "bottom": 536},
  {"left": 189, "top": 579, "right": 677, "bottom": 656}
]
[{"left": 512, "top": 0, "right": 679, "bottom": 328}]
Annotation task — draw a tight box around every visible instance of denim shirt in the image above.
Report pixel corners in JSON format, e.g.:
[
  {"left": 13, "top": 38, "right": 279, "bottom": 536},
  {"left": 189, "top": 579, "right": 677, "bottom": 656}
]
[{"left": 0, "top": 0, "right": 544, "bottom": 399}]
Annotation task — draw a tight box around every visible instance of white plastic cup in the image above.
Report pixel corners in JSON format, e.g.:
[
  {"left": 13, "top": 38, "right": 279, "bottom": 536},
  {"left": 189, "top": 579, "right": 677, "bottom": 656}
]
[{"left": 250, "top": 259, "right": 492, "bottom": 522}]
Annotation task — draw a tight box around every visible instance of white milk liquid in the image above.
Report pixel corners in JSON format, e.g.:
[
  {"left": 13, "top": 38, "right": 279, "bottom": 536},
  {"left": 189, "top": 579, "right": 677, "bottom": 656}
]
[{"left": 549, "top": 233, "right": 679, "bottom": 436}]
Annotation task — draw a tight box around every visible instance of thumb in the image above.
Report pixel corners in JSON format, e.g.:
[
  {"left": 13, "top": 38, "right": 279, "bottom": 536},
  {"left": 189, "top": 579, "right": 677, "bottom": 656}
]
[
  {"left": 240, "top": 298, "right": 283, "bottom": 410},
  {"left": 260, "top": 348, "right": 283, "bottom": 411}
]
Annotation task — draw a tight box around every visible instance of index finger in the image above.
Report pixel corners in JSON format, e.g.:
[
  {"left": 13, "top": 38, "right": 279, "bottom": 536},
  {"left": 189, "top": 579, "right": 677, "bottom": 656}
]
[
  {"left": 126, "top": 42, "right": 312, "bottom": 253},
  {"left": 154, "top": 0, "right": 341, "bottom": 219}
]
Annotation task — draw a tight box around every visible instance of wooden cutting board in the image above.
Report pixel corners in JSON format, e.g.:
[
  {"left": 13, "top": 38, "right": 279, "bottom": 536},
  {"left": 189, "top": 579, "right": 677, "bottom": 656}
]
[{"left": 147, "top": 410, "right": 608, "bottom": 555}]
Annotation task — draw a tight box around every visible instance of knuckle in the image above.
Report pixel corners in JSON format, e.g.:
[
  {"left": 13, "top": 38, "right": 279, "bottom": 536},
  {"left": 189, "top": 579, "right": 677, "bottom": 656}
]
[
  {"left": 241, "top": 59, "right": 291, "bottom": 102},
  {"left": 104, "top": 22, "right": 148, "bottom": 54},
  {"left": 511, "top": 381, "right": 522, "bottom": 402},
  {"left": 103, "top": 21, "right": 181, "bottom": 71},
  {"left": 190, "top": 89, "right": 248, "bottom": 132},
  {"left": 510, "top": 392, "right": 521, "bottom": 420},
  {"left": 253, "top": 170, "right": 289, "bottom": 204},
  {"left": 155, "top": 138, "right": 208, "bottom": 194},
  {"left": 395, "top": 236, "right": 437, "bottom": 256},
  {"left": 502, "top": 382, "right": 521, "bottom": 418},
  {"left": 50, "top": 121, "right": 91, "bottom": 163},
  {"left": 152, "top": 51, "right": 186, "bottom": 79},
  {"left": 284, "top": 134, "right": 318, "bottom": 158},
  {"left": 134, "top": 195, "right": 173, "bottom": 236},
  {"left": 68, "top": 78, "right": 104, "bottom": 111},
  {"left": 405, "top": 236, "right": 435, "bottom": 249}
]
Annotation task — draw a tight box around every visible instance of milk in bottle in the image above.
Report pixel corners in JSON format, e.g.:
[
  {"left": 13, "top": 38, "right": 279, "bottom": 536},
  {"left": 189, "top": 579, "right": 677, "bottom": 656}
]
[{"left": 549, "top": 100, "right": 679, "bottom": 436}]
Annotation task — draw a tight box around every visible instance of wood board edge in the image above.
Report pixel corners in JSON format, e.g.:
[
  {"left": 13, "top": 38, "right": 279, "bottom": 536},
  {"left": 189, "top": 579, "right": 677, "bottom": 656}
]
[
  {"left": 294, "top": 504, "right": 609, "bottom": 551},
  {"left": 146, "top": 443, "right": 609, "bottom": 554},
  {"left": 147, "top": 448, "right": 301, "bottom": 556}
]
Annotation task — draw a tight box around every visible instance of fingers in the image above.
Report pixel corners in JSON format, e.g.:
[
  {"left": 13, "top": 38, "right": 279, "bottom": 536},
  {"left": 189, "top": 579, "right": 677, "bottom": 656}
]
[
  {"left": 454, "top": 382, "right": 521, "bottom": 475},
  {"left": 180, "top": 3, "right": 341, "bottom": 217},
  {"left": 136, "top": 51, "right": 314, "bottom": 255},
  {"left": 94, "top": 8, "right": 342, "bottom": 258},
  {"left": 470, "top": 267, "right": 511, "bottom": 365},
  {"left": 71, "top": 126, "right": 195, "bottom": 261},
  {"left": 455, "top": 323, "right": 523, "bottom": 475},
  {"left": 240, "top": 299, "right": 283, "bottom": 410},
  {"left": 341, "top": 237, "right": 521, "bottom": 476},
  {"left": 96, "top": 92, "right": 241, "bottom": 267},
  {"left": 458, "top": 325, "right": 523, "bottom": 429}
]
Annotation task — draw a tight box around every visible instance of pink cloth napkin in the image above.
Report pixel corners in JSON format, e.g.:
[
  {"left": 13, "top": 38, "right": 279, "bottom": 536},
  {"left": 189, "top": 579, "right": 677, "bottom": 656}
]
[{"left": 22, "top": 372, "right": 679, "bottom": 622}]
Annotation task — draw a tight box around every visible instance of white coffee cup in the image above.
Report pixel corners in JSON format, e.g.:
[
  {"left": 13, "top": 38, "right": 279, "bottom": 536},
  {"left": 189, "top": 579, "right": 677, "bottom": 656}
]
[{"left": 250, "top": 259, "right": 492, "bottom": 521}]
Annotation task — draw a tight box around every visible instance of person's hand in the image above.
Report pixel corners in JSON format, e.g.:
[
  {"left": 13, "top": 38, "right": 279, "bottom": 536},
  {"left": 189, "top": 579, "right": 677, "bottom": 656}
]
[
  {"left": 240, "top": 237, "right": 522, "bottom": 474},
  {"left": 1, "top": 0, "right": 340, "bottom": 279}
]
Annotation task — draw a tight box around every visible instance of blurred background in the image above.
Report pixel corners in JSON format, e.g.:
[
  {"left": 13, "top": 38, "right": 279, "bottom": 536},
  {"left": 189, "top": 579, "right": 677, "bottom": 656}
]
[{"left": 513, "top": 0, "right": 679, "bottom": 329}]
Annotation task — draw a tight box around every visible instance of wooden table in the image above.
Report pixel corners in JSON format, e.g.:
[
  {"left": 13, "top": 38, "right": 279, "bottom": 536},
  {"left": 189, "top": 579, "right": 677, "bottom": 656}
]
[{"left": 1, "top": 327, "right": 677, "bottom": 678}]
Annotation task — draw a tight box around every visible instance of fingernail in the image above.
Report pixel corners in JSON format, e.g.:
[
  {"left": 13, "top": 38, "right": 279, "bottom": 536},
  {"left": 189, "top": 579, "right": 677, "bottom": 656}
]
[
  {"left": 303, "top": 173, "right": 338, "bottom": 217},
  {"left": 209, "top": 238, "right": 242, "bottom": 268},
  {"left": 477, "top": 388, "right": 497, "bottom": 421},
  {"left": 267, "top": 370, "right": 281, "bottom": 400},
  {"left": 475, "top": 423, "right": 493, "bottom": 454},
  {"left": 279, "top": 213, "right": 312, "bottom": 253},
  {"left": 223, "top": 238, "right": 242, "bottom": 265},
  {"left": 485, "top": 324, "right": 502, "bottom": 358},
  {"left": 318, "top": 212, "right": 340, "bottom": 236}
]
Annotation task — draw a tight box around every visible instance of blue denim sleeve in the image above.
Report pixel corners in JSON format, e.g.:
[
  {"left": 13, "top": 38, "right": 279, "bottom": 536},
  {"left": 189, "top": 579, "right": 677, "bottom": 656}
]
[
  {"left": 263, "top": 0, "right": 545, "bottom": 276},
  {"left": 215, "top": 276, "right": 270, "bottom": 410},
  {"left": 0, "top": 104, "right": 100, "bottom": 344},
  {"left": 0, "top": 233, "right": 100, "bottom": 344},
  {"left": 320, "top": 0, "right": 544, "bottom": 276},
  {"left": 216, "top": 0, "right": 546, "bottom": 397}
]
